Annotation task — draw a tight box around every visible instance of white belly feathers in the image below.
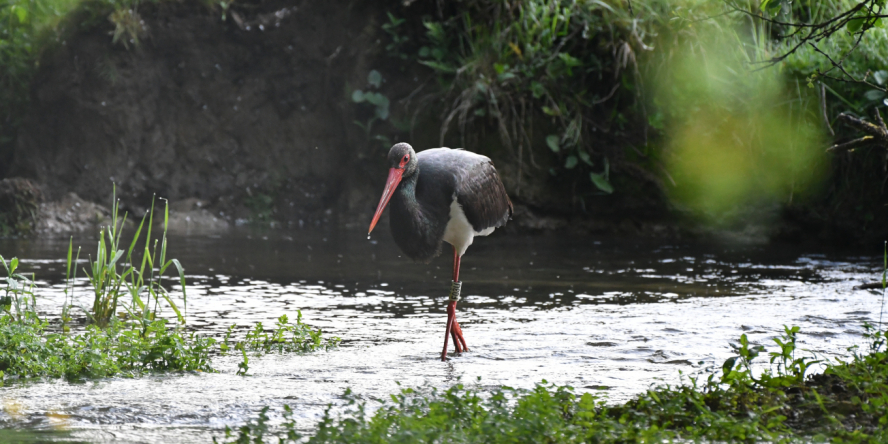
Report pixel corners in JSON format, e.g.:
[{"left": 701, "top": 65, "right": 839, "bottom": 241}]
[{"left": 442, "top": 196, "right": 495, "bottom": 257}]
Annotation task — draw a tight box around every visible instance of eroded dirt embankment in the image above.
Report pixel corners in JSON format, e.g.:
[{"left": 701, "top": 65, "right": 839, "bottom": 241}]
[
  {"left": 5, "top": 0, "right": 676, "bottom": 236},
  {"left": 12, "top": 0, "right": 381, "bottom": 228}
]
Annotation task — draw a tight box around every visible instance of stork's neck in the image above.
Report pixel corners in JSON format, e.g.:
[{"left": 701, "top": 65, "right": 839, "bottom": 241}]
[
  {"left": 389, "top": 165, "right": 450, "bottom": 262},
  {"left": 395, "top": 171, "right": 421, "bottom": 213}
]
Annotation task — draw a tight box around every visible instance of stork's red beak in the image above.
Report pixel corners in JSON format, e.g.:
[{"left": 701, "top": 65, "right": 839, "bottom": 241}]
[{"left": 368, "top": 168, "right": 404, "bottom": 235}]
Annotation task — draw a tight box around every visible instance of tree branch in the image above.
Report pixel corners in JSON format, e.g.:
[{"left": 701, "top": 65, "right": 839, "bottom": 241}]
[{"left": 827, "top": 110, "right": 888, "bottom": 152}]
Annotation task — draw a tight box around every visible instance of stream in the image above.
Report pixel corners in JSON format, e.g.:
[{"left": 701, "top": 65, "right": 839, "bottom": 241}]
[{"left": 0, "top": 229, "right": 885, "bottom": 443}]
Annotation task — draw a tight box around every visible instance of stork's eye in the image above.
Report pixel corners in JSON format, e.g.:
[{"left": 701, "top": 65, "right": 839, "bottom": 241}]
[{"left": 400, "top": 154, "right": 410, "bottom": 167}]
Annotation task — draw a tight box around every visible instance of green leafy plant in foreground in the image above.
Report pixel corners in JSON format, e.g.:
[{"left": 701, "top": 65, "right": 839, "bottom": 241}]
[
  {"left": 0, "top": 309, "right": 339, "bottom": 382},
  {"left": 218, "top": 325, "right": 888, "bottom": 443},
  {"left": 0, "top": 316, "right": 215, "bottom": 381}
]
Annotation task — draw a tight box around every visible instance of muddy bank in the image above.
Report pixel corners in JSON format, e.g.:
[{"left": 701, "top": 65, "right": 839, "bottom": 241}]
[{"left": 11, "top": 0, "right": 383, "bottom": 229}]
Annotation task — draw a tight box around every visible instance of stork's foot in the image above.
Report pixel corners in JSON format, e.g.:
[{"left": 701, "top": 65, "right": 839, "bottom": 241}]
[
  {"left": 441, "top": 301, "right": 468, "bottom": 361},
  {"left": 452, "top": 318, "right": 468, "bottom": 352}
]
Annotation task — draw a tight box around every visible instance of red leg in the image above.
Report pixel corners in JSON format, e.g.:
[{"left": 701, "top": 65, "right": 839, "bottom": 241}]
[
  {"left": 453, "top": 317, "right": 468, "bottom": 351},
  {"left": 441, "top": 301, "right": 455, "bottom": 360},
  {"left": 441, "top": 247, "right": 468, "bottom": 361},
  {"left": 452, "top": 247, "right": 461, "bottom": 282},
  {"left": 451, "top": 247, "right": 468, "bottom": 350},
  {"left": 450, "top": 308, "right": 462, "bottom": 353}
]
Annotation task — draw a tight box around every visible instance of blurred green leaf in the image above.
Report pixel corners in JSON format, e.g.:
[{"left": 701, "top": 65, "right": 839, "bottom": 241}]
[
  {"left": 864, "top": 89, "right": 886, "bottom": 101},
  {"left": 351, "top": 90, "right": 365, "bottom": 103},
  {"left": 565, "top": 155, "right": 578, "bottom": 169},
  {"left": 874, "top": 70, "right": 888, "bottom": 86},
  {"left": 418, "top": 60, "right": 455, "bottom": 73},
  {"left": 590, "top": 173, "right": 613, "bottom": 194},
  {"left": 760, "top": 0, "right": 782, "bottom": 16},
  {"left": 13, "top": 5, "right": 28, "bottom": 24},
  {"left": 541, "top": 106, "right": 560, "bottom": 116},
  {"left": 375, "top": 105, "right": 390, "bottom": 120},
  {"left": 363, "top": 93, "right": 387, "bottom": 107},
  {"left": 578, "top": 150, "right": 593, "bottom": 166},
  {"left": 367, "top": 70, "right": 383, "bottom": 88},
  {"left": 546, "top": 135, "right": 560, "bottom": 153},
  {"left": 530, "top": 81, "right": 545, "bottom": 99}
]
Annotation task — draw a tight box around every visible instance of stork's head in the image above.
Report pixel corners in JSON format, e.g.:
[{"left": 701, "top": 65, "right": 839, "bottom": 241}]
[
  {"left": 368, "top": 143, "right": 417, "bottom": 235},
  {"left": 386, "top": 142, "right": 417, "bottom": 176}
]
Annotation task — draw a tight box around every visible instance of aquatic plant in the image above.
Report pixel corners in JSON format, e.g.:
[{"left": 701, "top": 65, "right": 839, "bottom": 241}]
[
  {"left": 0, "top": 316, "right": 215, "bottom": 381},
  {"left": 222, "top": 313, "right": 340, "bottom": 356},
  {"left": 0, "top": 255, "right": 36, "bottom": 324},
  {"left": 219, "top": 325, "right": 888, "bottom": 443},
  {"left": 84, "top": 187, "right": 187, "bottom": 329},
  {"left": 0, "top": 308, "right": 339, "bottom": 381},
  {"left": 220, "top": 313, "right": 341, "bottom": 376}
]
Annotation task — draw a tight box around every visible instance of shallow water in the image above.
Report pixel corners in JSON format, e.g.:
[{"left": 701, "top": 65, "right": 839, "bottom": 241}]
[{"left": 0, "top": 229, "right": 885, "bottom": 443}]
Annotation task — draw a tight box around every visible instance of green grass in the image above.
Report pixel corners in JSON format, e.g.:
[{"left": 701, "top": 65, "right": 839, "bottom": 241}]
[
  {"left": 0, "top": 309, "right": 340, "bottom": 381},
  {"left": 222, "top": 313, "right": 341, "bottom": 355},
  {"left": 0, "top": 316, "right": 215, "bottom": 380},
  {"left": 218, "top": 324, "right": 888, "bottom": 443},
  {"left": 85, "top": 188, "right": 188, "bottom": 329}
]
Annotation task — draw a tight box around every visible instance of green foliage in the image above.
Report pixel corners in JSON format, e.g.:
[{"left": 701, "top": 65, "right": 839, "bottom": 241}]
[
  {"left": 381, "top": 12, "right": 408, "bottom": 60},
  {"left": 769, "top": 0, "right": 888, "bottom": 110},
  {"left": 0, "top": 0, "right": 152, "bottom": 163},
  {"left": 0, "top": 309, "right": 338, "bottom": 381},
  {"left": 0, "top": 254, "right": 36, "bottom": 323},
  {"left": 401, "top": 0, "right": 672, "bottom": 193},
  {"left": 85, "top": 187, "right": 187, "bottom": 329},
  {"left": 61, "top": 237, "right": 82, "bottom": 332},
  {"left": 0, "top": 315, "right": 215, "bottom": 380},
  {"left": 232, "top": 313, "right": 340, "bottom": 355},
  {"left": 108, "top": 4, "right": 145, "bottom": 49},
  {"left": 352, "top": 69, "right": 393, "bottom": 148},
  {"left": 221, "top": 325, "right": 888, "bottom": 443},
  {"left": 650, "top": 3, "right": 828, "bottom": 223},
  {"left": 222, "top": 313, "right": 340, "bottom": 376},
  {"left": 221, "top": 313, "right": 340, "bottom": 376}
]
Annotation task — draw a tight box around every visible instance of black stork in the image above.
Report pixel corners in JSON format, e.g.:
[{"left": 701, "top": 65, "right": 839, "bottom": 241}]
[{"left": 368, "top": 142, "right": 513, "bottom": 361}]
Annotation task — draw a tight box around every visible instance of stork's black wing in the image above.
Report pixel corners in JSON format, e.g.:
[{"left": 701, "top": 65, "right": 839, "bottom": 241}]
[
  {"left": 454, "top": 159, "right": 512, "bottom": 233},
  {"left": 416, "top": 147, "right": 512, "bottom": 233}
]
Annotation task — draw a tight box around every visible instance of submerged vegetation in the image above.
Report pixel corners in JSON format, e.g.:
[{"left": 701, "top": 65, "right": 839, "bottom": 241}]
[{"left": 219, "top": 324, "right": 888, "bottom": 443}]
